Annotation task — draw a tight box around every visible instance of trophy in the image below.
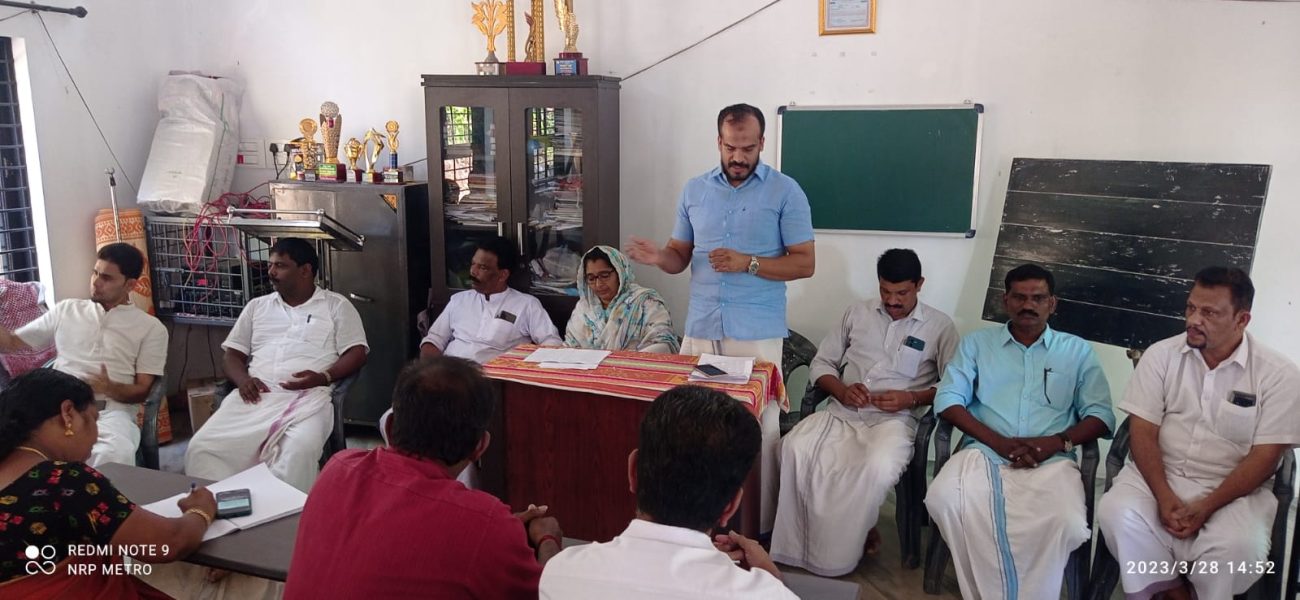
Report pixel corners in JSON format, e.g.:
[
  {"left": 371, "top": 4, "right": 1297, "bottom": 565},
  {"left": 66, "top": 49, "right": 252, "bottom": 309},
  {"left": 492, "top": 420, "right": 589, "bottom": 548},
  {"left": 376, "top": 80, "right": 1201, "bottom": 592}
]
[
  {"left": 362, "top": 128, "right": 385, "bottom": 183},
  {"left": 504, "top": 0, "right": 546, "bottom": 75},
  {"left": 290, "top": 150, "right": 304, "bottom": 180},
  {"left": 298, "top": 118, "right": 319, "bottom": 181},
  {"left": 552, "top": 0, "right": 587, "bottom": 75},
  {"left": 383, "top": 120, "right": 404, "bottom": 184},
  {"left": 472, "top": 0, "right": 507, "bottom": 75},
  {"left": 505, "top": 0, "right": 516, "bottom": 62},
  {"left": 344, "top": 137, "right": 363, "bottom": 183},
  {"left": 316, "top": 102, "right": 345, "bottom": 181}
]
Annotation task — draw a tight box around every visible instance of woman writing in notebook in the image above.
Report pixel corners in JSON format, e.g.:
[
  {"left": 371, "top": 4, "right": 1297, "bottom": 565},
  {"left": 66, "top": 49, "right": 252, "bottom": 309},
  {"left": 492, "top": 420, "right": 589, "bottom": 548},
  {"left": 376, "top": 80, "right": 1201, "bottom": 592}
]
[{"left": 0, "top": 368, "right": 216, "bottom": 598}]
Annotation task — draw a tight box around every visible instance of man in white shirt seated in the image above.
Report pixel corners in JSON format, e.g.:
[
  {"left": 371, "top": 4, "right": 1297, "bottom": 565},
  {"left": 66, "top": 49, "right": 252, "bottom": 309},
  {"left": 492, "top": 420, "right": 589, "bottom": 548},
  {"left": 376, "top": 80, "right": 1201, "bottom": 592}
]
[
  {"left": 382, "top": 236, "right": 563, "bottom": 483},
  {"left": 771, "top": 248, "right": 959, "bottom": 575},
  {"left": 540, "top": 385, "right": 798, "bottom": 600},
  {"left": 0, "top": 243, "right": 167, "bottom": 467},
  {"left": 185, "top": 238, "right": 368, "bottom": 492},
  {"left": 420, "top": 235, "right": 562, "bottom": 363},
  {"left": 1097, "top": 267, "right": 1300, "bottom": 599}
]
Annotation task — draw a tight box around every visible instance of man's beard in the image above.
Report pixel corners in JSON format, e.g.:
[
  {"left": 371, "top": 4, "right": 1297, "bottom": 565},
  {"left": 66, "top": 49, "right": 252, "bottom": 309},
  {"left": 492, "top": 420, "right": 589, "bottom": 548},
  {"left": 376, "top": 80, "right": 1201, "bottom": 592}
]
[{"left": 722, "top": 160, "right": 753, "bottom": 182}]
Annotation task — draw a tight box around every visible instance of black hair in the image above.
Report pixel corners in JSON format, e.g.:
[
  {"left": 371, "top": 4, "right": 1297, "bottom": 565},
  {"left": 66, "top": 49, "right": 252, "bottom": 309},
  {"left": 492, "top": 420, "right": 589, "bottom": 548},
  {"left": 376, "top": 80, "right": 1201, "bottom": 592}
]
[
  {"left": 97, "top": 242, "right": 145, "bottom": 280},
  {"left": 389, "top": 357, "right": 496, "bottom": 465},
  {"left": 584, "top": 247, "right": 612, "bottom": 268},
  {"left": 1194, "top": 266, "right": 1255, "bottom": 312},
  {"left": 476, "top": 235, "right": 519, "bottom": 275},
  {"left": 0, "top": 368, "right": 95, "bottom": 458},
  {"left": 636, "top": 385, "right": 761, "bottom": 532},
  {"left": 1004, "top": 263, "right": 1055, "bottom": 296},
  {"left": 717, "top": 103, "right": 766, "bottom": 137},
  {"left": 270, "top": 237, "right": 319, "bottom": 275},
  {"left": 877, "top": 248, "right": 923, "bottom": 284}
]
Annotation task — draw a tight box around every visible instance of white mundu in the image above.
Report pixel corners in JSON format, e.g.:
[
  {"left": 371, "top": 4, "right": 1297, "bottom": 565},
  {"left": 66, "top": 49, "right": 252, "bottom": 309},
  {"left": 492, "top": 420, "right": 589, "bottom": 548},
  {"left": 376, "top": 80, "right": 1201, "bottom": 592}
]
[
  {"left": 1098, "top": 333, "right": 1300, "bottom": 598},
  {"left": 16, "top": 299, "right": 167, "bottom": 467},
  {"left": 927, "top": 449, "right": 1091, "bottom": 600},
  {"left": 421, "top": 287, "right": 562, "bottom": 364},
  {"left": 771, "top": 299, "right": 958, "bottom": 576},
  {"left": 185, "top": 288, "right": 368, "bottom": 492}
]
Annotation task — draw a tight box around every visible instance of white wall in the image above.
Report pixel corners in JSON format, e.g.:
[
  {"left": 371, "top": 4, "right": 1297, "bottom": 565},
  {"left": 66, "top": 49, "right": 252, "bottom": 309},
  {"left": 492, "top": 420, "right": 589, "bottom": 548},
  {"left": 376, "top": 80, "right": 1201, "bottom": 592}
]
[
  {"left": 0, "top": 0, "right": 196, "bottom": 299},
  {"left": 185, "top": 0, "right": 577, "bottom": 194},
  {"left": 602, "top": 0, "right": 1300, "bottom": 405},
  {"left": 12, "top": 0, "right": 1300, "bottom": 401}
]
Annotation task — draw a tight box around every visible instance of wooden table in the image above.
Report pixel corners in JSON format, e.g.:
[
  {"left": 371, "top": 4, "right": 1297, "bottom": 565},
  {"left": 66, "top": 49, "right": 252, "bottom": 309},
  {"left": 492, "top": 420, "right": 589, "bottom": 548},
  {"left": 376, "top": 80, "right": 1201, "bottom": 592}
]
[
  {"left": 483, "top": 346, "right": 785, "bottom": 542},
  {"left": 96, "top": 463, "right": 297, "bottom": 581}
]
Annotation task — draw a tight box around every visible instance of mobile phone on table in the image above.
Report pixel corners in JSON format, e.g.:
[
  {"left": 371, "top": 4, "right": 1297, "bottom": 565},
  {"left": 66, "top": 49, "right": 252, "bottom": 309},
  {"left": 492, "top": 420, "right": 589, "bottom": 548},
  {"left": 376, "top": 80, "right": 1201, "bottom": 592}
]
[
  {"left": 694, "top": 364, "right": 728, "bottom": 377},
  {"left": 215, "top": 489, "right": 253, "bottom": 519}
]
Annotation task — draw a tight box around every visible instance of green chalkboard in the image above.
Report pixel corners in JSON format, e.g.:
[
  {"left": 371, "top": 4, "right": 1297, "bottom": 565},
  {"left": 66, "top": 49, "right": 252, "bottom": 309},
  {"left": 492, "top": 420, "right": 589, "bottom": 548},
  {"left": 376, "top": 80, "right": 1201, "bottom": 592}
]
[{"left": 777, "top": 105, "right": 982, "bottom": 236}]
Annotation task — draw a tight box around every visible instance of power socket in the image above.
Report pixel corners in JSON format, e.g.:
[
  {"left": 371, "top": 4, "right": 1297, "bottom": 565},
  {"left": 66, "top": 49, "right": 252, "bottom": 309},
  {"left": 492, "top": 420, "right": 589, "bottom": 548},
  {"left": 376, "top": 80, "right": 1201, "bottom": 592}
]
[
  {"left": 268, "top": 141, "right": 293, "bottom": 177},
  {"left": 236, "top": 138, "right": 266, "bottom": 168}
]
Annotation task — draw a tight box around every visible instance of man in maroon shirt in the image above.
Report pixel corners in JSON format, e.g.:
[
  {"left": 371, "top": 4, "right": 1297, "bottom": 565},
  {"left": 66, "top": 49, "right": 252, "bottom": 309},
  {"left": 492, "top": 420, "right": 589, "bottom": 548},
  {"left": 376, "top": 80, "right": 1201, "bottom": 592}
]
[{"left": 285, "top": 357, "right": 563, "bottom": 598}]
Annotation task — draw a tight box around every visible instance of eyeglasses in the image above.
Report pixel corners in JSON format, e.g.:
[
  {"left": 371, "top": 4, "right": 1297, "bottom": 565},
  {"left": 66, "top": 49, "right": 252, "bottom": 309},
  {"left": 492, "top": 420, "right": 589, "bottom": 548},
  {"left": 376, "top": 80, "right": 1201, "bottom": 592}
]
[{"left": 585, "top": 270, "right": 617, "bottom": 285}]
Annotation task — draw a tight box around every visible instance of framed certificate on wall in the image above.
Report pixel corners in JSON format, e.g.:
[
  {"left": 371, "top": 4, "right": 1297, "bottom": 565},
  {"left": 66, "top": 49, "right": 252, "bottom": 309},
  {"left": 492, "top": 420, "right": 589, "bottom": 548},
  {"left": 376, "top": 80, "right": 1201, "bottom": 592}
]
[{"left": 819, "top": 0, "right": 875, "bottom": 35}]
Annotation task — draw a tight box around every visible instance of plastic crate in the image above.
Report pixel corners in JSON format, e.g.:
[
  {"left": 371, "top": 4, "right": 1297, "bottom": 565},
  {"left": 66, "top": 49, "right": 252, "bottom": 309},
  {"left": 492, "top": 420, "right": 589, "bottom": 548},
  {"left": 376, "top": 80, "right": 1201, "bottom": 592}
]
[{"left": 145, "top": 216, "right": 273, "bottom": 325}]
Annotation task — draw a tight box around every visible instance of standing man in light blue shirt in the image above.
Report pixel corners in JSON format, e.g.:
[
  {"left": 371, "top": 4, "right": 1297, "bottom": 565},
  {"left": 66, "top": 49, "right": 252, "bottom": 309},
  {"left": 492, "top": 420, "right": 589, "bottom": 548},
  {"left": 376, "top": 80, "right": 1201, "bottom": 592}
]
[
  {"left": 924, "top": 264, "right": 1114, "bottom": 600},
  {"left": 626, "top": 103, "right": 815, "bottom": 533}
]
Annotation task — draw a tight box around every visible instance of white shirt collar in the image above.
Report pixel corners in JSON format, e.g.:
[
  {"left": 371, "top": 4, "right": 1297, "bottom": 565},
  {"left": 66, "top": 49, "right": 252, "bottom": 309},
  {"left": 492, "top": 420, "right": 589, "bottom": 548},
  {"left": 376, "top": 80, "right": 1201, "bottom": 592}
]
[
  {"left": 872, "top": 298, "right": 927, "bottom": 323},
  {"left": 1182, "top": 331, "right": 1251, "bottom": 370},
  {"left": 619, "top": 518, "right": 715, "bottom": 550},
  {"left": 273, "top": 286, "right": 325, "bottom": 308},
  {"left": 477, "top": 286, "right": 517, "bottom": 303}
]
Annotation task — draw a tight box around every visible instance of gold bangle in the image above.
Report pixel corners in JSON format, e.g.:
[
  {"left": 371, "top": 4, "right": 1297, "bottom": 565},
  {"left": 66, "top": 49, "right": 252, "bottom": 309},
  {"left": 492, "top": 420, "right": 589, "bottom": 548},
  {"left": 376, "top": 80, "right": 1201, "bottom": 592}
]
[
  {"left": 323, "top": 370, "right": 333, "bottom": 385},
  {"left": 184, "top": 507, "right": 214, "bottom": 526}
]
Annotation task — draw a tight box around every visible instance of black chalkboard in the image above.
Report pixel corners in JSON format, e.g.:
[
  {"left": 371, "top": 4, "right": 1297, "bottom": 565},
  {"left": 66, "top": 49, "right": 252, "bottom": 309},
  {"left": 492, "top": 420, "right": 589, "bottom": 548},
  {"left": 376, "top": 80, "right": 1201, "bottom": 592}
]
[
  {"left": 982, "top": 158, "right": 1271, "bottom": 350},
  {"left": 776, "top": 105, "right": 982, "bottom": 235}
]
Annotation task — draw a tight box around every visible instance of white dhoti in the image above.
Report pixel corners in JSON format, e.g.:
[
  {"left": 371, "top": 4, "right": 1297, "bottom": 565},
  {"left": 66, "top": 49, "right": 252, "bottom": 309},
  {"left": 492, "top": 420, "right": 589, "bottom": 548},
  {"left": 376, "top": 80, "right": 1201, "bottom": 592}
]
[
  {"left": 681, "top": 336, "right": 785, "bottom": 534},
  {"left": 88, "top": 408, "right": 140, "bottom": 467},
  {"left": 1097, "top": 466, "right": 1275, "bottom": 599},
  {"left": 770, "top": 405, "right": 915, "bottom": 575},
  {"left": 925, "top": 448, "right": 1091, "bottom": 600},
  {"left": 185, "top": 388, "right": 333, "bottom": 492}
]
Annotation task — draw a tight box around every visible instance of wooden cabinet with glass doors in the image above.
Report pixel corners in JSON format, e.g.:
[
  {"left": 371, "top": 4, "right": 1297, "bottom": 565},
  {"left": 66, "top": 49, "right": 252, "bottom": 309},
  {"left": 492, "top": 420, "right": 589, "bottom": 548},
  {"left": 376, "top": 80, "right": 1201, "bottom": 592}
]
[{"left": 422, "top": 75, "right": 620, "bottom": 330}]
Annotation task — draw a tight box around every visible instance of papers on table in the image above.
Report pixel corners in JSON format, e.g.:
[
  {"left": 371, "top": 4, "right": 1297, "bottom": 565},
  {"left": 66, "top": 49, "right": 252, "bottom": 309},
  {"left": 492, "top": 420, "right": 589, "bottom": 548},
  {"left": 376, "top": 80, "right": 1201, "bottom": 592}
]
[
  {"left": 142, "top": 463, "right": 307, "bottom": 542},
  {"left": 687, "top": 353, "right": 755, "bottom": 385},
  {"left": 523, "top": 347, "right": 610, "bottom": 370}
]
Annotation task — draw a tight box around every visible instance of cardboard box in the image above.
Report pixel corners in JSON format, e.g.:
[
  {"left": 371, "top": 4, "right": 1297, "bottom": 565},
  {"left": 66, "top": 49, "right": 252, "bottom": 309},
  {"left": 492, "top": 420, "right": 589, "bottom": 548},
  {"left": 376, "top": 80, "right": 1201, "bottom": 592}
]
[{"left": 186, "top": 378, "right": 222, "bottom": 434}]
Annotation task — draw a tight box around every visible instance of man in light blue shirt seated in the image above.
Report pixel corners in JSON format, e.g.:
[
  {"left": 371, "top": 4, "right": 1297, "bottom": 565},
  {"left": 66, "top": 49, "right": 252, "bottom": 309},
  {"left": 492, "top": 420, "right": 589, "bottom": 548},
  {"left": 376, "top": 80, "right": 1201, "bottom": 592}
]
[
  {"left": 625, "top": 103, "right": 815, "bottom": 533},
  {"left": 924, "top": 263, "right": 1114, "bottom": 600}
]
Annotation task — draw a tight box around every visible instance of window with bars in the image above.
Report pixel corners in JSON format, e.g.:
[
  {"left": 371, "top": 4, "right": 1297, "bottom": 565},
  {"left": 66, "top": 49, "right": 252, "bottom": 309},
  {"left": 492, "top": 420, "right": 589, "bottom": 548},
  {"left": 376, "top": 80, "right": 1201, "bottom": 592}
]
[
  {"left": 441, "top": 106, "right": 474, "bottom": 201},
  {"left": 528, "top": 108, "right": 555, "bottom": 181},
  {"left": 0, "top": 37, "right": 38, "bottom": 283}
]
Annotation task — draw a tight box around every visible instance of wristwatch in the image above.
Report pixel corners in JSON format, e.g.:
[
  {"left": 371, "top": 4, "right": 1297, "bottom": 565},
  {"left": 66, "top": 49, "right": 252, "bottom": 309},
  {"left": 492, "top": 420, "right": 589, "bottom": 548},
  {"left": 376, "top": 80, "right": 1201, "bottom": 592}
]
[
  {"left": 1057, "top": 432, "right": 1074, "bottom": 452},
  {"left": 747, "top": 255, "right": 760, "bottom": 275}
]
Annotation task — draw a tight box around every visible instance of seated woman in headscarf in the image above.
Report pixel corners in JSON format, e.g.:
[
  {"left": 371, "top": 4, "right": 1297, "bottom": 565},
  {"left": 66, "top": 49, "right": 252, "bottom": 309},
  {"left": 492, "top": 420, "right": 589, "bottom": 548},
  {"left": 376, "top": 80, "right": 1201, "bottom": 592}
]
[
  {"left": 0, "top": 368, "right": 216, "bottom": 599},
  {"left": 565, "top": 246, "right": 679, "bottom": 354}
]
